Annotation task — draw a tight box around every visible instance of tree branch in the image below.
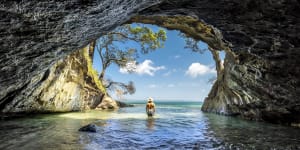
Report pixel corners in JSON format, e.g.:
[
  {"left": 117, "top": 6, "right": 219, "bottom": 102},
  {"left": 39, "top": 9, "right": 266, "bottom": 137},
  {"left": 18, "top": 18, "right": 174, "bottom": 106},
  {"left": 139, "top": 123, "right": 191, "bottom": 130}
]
[{"left": 107, "top": 32, "right": 140, "bottom": 43}]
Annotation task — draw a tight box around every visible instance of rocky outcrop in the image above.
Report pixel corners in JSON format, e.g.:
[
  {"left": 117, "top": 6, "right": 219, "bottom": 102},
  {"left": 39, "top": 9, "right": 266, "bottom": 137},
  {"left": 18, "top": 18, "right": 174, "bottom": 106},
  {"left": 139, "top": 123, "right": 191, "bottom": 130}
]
[
  {"left": 96, "top": 95, "right": 133, "bottom": 110},
  {"left": 136, "top": 1, "right": 300, "bottom": 125},
  {"left": 79, "top": 124, "right": 97, "bottom": 133},
  {"left": 96, "top": 95, "right": 119, "bottom": 110},
  {"left": 0, "top": 0, "right": 160, "bottom": 114},
  {"left": 0, "top": 0, "right": 299, "bottom": 125},
  {"left": 116, "top": 101, "right": 134, "bottom": 108},
  {"left": 0, "top": 46, "right": 104, "bottom": 114}
]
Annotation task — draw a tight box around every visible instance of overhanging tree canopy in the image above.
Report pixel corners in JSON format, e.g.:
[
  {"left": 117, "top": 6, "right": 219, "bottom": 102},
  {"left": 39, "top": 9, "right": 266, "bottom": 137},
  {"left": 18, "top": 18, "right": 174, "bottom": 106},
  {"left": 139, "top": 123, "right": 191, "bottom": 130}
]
[{"left": 94, "top": 24, "right": 167, "bottom": 97}]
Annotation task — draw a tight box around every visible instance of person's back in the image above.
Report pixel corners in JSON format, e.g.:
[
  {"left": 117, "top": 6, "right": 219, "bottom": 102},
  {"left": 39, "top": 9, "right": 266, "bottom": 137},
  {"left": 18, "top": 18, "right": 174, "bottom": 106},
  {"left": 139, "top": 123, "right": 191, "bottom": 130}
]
[{"left": 146, "top": 97, "right": 155, "bottom": 117}]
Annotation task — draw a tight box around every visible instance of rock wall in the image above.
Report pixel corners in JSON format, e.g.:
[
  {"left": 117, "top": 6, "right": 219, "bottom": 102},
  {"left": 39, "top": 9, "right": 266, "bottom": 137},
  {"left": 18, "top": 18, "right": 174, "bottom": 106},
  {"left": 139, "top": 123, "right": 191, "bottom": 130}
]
[
  {"left": 1, "top": 47, "right": 104, "bottom": 114},
  {"left": 0, "top": 0, "right": 299, "bottom": 125},
  {"left": 138, "top": 0, "right": 300, "bottom": 125},
  {"left": 0, "top": 0, "right": 160, "bottom": 114}
]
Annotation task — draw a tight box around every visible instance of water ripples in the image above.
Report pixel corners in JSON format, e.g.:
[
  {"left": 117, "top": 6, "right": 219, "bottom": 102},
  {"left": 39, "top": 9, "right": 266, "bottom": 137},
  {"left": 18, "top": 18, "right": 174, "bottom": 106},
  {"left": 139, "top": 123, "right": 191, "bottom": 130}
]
[{"left": 0, "top": 103, "right": 300, "bottom": 149}]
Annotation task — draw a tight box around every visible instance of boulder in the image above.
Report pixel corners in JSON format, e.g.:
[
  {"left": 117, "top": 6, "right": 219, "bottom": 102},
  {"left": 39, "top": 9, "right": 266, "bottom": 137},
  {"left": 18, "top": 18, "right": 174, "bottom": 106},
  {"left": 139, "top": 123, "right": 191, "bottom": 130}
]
[
  {"left": 96, "top": 95, "right": 119, "bottom": 110},
  {"left": 78, "top": 124, "right": 97, "bottom": 133},
  {"left": 116, "top": 101, "right": 134, "bottom": 108}
]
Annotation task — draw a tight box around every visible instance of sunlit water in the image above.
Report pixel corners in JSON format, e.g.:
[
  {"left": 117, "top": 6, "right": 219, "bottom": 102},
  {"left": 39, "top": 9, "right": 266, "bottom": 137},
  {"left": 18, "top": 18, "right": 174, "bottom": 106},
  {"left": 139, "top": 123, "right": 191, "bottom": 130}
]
[{"left": 0, "top": 101, "right": 300, "bottom": 150}]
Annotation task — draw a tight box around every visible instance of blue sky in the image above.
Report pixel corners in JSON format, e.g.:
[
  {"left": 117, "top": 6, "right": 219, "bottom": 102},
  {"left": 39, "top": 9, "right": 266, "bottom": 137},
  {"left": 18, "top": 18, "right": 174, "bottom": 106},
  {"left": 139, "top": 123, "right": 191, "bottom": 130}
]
[{"left": 93, "top": 24, "right": 225, "bottom": 101}]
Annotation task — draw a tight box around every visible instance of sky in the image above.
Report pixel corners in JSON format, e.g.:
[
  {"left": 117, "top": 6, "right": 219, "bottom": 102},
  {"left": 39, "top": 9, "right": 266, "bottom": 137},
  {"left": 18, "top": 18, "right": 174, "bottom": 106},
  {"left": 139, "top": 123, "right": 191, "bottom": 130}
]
[{"left": 93, "top": 24, "right": 225, "bottom": 101}]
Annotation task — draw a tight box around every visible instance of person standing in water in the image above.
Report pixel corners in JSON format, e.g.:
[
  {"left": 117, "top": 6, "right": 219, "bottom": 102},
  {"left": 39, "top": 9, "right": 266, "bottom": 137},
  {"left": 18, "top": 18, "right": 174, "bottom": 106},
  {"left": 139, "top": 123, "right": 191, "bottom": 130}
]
[{"left": 146, "top": 97, "right": 155, "bottom": 117}]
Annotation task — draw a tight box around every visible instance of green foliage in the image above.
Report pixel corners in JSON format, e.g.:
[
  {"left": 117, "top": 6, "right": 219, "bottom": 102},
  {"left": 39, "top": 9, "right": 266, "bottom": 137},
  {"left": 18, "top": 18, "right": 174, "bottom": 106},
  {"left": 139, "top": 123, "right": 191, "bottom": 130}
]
[
  {"left": 94, "top": 24, "right": 167, "bottom": 96},
  {"left": 127, "top": 25, "right": 167, "bottom": 53},
  {"left": 83, "top": 47, "right": 106, "bottom": 93},
  {"left": 129, "top": 15, "right": 227, "bottom": 51},
  {"left": 96, "top": 24, "right": 167, "bottom": 77}
]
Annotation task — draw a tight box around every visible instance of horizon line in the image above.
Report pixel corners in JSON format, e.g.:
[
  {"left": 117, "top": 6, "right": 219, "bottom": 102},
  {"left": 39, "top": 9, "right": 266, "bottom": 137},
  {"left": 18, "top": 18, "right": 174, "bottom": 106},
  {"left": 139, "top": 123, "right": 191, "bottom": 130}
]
[{"left": 119, "top": 98, "right": 204, "bottom": 102}]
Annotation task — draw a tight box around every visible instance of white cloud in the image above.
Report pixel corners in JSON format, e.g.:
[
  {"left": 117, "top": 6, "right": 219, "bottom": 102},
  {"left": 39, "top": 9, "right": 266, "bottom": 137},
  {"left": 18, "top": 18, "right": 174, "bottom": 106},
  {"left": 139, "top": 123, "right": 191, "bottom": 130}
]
[
  {"left": 163, "top": 71, "right": 172, "bottom": 77},
  {"left": 120, "top": 59, "right": 165, "bottom": 76},
  {"left": 120, "top": 68, "right": 129, "bottom": 74},
  {"left": 167, "top": 84, "right": 175, "bottom": 88},
  {"left": 119, "top": 61, "right": 137, "bottom": 74},
  {"left": 174, "top": 55, "right": 181, "bottom": 59},
  {"left": 163, "top": 69, "right": 178, "bottom": 77},
  {"left": 185, "top": 62, "right": 216, "bottom": 78},
  {"left": 148, "top": 84, "right": 158, "bottom": 88}
]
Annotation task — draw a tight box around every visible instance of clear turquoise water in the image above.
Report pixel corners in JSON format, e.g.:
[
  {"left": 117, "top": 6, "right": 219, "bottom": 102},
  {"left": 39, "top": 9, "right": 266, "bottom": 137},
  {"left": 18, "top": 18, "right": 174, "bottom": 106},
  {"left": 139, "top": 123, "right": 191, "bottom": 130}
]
[{"left": 0, "top": 101, "right": 299, "bottom": 150}]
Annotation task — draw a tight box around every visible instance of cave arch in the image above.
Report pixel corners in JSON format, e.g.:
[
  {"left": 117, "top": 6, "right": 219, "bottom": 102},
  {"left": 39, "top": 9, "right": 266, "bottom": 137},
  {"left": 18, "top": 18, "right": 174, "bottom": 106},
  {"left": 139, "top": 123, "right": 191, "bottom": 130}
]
[
  {"left": 0, "top": 0, "right": 299, "bottom": 125},
  {"left": 125, "top": 15, "right": 258, "bottom": 117}
]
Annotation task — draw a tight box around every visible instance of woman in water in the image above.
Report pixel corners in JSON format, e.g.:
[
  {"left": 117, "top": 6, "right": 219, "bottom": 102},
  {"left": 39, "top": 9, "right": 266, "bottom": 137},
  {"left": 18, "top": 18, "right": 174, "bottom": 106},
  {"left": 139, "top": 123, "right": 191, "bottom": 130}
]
[{"left": 146, "top": 97, "right": 155, "bottom": 117}]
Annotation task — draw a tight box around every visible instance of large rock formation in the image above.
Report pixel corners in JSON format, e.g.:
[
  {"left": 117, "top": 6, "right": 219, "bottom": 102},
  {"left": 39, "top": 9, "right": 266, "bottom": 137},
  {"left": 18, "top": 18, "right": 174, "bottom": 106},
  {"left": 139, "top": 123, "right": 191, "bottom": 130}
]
[
  {"left": 0, "top": 0, "right": 299, "bottom": 125},
  {"left": 1, "top": 46, "right": 104, "bottom": 115}
]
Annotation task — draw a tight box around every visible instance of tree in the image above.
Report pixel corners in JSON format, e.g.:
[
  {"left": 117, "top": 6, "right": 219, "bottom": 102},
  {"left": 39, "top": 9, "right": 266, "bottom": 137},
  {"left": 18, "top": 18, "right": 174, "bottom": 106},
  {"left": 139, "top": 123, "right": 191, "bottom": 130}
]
[
  {"left": 94, "top": 24, "right": 167, "bottom": 97},
  {"left": 179, "top": 32, "right": 208, "bottom": 54},
  {"left": 105, "top": 79, "right": 136, "bottom": 100}
]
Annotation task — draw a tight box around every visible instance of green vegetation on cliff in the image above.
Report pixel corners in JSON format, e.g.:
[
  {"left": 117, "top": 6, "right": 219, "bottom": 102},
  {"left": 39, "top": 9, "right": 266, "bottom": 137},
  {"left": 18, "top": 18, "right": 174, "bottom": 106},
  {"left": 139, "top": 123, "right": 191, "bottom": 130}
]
[{"left": 83, "top": 46, "right": 106, "bottom": 93}]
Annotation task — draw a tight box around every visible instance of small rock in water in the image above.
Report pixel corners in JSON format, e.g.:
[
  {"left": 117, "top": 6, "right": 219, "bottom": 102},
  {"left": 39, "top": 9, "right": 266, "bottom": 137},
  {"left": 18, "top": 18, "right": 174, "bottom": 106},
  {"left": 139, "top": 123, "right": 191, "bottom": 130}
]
[{"left": 78, "top": 124, "right": 97, "bottom": 132}]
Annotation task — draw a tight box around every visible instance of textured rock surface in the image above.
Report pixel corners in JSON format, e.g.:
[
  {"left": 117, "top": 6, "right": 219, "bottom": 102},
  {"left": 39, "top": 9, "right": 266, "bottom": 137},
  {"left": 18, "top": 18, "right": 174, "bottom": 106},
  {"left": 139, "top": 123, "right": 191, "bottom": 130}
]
[
  {"left": 116, "top": 101, "right": 134, "bottom": 108},
  {"left": 0, "top": 0, "right": 299, "bottom": 125},
  {"left": 96, "top": 95, "right": 119, "bottom": 110},
  {"left": 79, "top": 124, "right": 97, "bottom": 133},
  {"left": 1, "top": 47, "right": 104, "bottom": 114},
  {"left": 96, "top": 95, "right": 134, "bottom": 110},
  {"left": 138, "top": 0, "right": 300, "bottom": 125},
  {"left": 0, "top": 0, "right": 160, "bottom": 114}
]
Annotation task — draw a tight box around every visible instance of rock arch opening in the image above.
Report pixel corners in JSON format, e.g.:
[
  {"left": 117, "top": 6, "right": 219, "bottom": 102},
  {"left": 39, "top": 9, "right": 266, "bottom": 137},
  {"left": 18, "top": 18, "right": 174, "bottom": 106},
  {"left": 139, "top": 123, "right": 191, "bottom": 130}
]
[
  {"left": 0, "top": 0, "right": 299, "bottom": 126},
  {"left": 124, "top": 14, "right": 299, "bottom": 126},
  {"left": 125, "top": 16, "right": 240, "bottom": 114},
  {"left": 91, "top": 22, "right": 226, "bottom": 102}
]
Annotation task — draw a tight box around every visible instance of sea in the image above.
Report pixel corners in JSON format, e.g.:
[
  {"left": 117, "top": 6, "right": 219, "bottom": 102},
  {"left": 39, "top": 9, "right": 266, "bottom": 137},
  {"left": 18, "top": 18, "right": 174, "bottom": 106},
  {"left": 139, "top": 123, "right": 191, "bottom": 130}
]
[{"left": 0, "top": 100, "right": 299, "bottom": 149}]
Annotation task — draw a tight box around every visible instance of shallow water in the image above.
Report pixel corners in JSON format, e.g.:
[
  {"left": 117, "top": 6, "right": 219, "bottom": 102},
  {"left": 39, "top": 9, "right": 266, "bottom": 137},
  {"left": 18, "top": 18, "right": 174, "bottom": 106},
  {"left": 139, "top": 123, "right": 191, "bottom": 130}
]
[{"left": 0, "top": 101, "right": 299, "bottom": 150}]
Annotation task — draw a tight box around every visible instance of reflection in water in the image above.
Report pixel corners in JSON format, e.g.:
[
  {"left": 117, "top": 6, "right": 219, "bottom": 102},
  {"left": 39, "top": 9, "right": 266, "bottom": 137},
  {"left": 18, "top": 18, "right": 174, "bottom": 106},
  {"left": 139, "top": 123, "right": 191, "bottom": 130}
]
[
  {"left": 0, "top": 102, "right": 299, "bottom": 149},
  {"left": 0, "top": 114, "right": 86, "bottom": 150},
  {"left": 146, "top": 117, "right": 155, "bottom": 130},
  {"left": 204, "top": 113, "right": 300, "bottom": 149}
]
